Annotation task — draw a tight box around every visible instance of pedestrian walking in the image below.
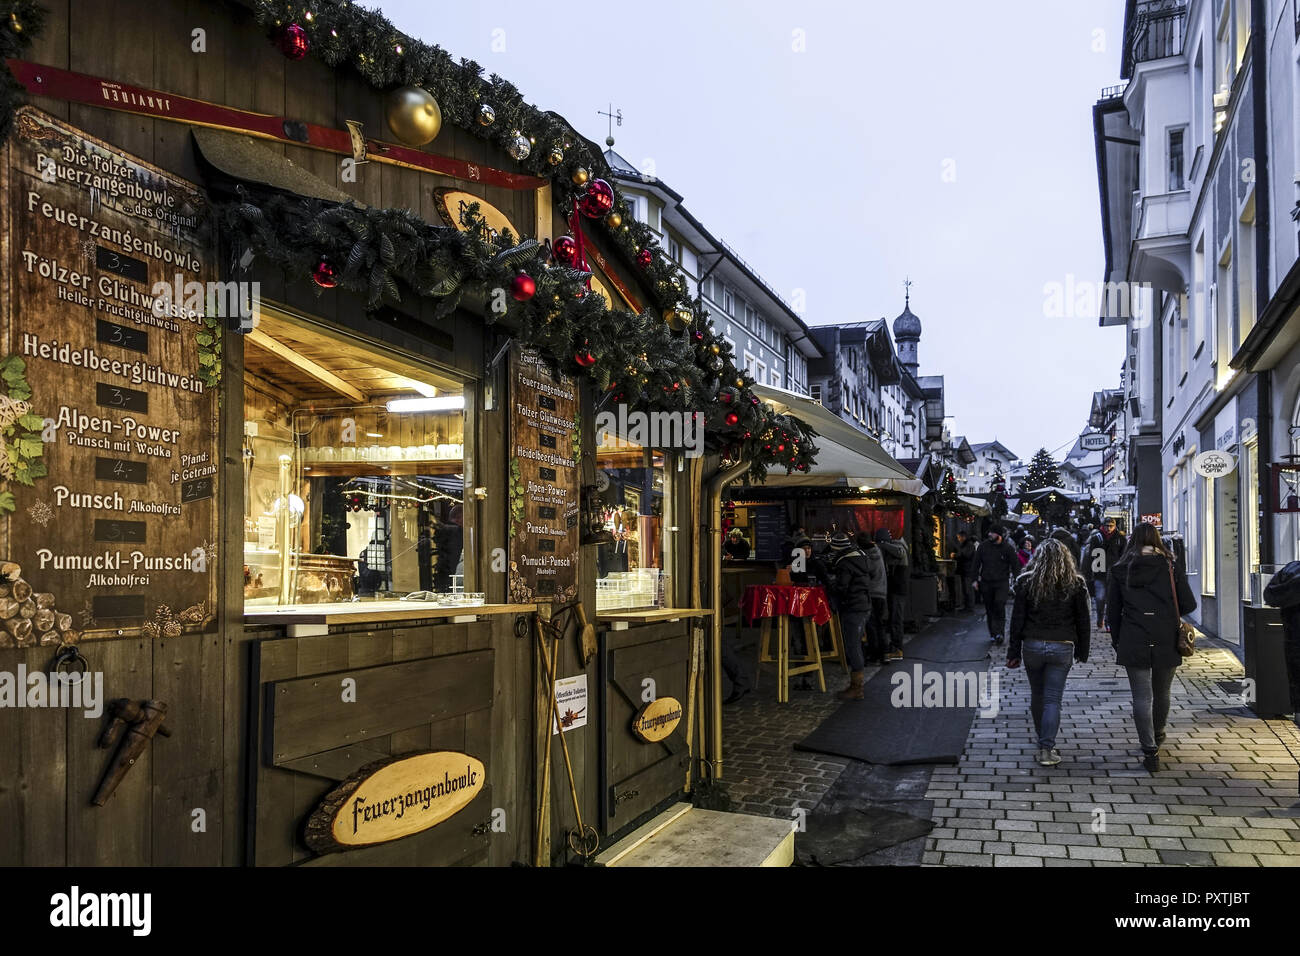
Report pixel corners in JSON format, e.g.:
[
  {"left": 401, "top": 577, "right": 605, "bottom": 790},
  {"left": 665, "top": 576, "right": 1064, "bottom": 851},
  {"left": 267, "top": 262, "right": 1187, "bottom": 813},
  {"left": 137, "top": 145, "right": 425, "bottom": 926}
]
[
  {"left": 1082, "top": 518, "right": 1126, "bottom": 629},
  {"left": 1017, "top": 536, "right": 1035, "bottom": 569},
  {"left": 971, "top": 525, "right": 1020, "bottom": 645},
  {"left": 824, "top": 533, "right": 875, "bottom": 700},
  {"left": 950, "top": 530, "right": 977, "bottom": 612},
  {"left": 1005, "top": 539, "right": 1091, "bottom": 767},
  {"left": 1105, "top": 523, "right": 1197, "bottom": 772},
  {"left": 875, "top": 528, "right": 910, "bottom": 661},
  {"left": 856, "top": 532, "right": 889, "bottom": 664}
]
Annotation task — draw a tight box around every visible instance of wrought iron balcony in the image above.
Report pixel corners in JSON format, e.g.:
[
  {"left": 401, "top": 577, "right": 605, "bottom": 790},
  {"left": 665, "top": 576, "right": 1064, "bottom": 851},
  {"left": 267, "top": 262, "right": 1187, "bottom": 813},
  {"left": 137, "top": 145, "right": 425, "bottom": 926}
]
[{"left": 1122, "top": 1, "right": 1186, "bottom": 78}]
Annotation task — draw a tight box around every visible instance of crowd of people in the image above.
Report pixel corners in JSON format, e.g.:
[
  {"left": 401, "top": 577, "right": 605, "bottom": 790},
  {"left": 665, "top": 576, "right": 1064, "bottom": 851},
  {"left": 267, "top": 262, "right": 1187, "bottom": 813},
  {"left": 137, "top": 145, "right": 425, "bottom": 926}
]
[{"left": 727, "top": 514, "right": 1199, "bottom": 775}]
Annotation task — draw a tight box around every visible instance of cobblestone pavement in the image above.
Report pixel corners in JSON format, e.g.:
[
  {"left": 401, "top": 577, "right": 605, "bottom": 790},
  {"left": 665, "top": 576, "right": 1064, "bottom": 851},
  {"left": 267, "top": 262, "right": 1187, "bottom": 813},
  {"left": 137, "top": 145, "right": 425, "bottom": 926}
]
[
  {"left": 924, "top": 620, "right": 1300, "bottom": 867},
  {"left": 720, "top": 612, "right": 1300, "bottom": 868}
]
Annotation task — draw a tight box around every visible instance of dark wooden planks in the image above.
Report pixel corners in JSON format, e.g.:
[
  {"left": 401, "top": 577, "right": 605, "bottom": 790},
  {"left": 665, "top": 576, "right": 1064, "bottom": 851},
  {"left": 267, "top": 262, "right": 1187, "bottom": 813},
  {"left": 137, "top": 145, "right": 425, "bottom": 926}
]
[
  {"left": 150, "top": 630, "right": 224, "bottom": 865},
  {"left": 67, "top": 637, "right": 153, "bottom": 866},
  {"left": 267, "top": 650, "right": 493, "bottom": 764},
  {"left": 0, "top": 644, "right": 68, "bottom": 865}
]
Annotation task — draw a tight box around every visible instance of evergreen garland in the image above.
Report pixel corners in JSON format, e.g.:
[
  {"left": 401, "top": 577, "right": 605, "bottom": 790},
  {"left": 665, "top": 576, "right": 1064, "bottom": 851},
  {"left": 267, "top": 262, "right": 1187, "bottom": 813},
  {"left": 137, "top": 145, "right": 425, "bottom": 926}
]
[
  {"left": 0, "top": 1, "right": 46, "bottom": 143},
  {"left": 0, "top": 0, "right": 820, "bottom": 479},
  {"left": 221, "top": 189, "right": 817, "bottom": 480}
]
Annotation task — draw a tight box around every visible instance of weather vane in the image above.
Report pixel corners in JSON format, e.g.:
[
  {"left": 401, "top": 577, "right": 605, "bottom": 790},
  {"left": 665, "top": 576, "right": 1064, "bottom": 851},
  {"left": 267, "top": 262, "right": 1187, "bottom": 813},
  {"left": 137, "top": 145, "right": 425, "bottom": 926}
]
[
  {"left": 904, "top": 276, "right": 913, "bottom": 307},
  {"left": 598, "top": 103, "right": 622, "bottom": 147}
]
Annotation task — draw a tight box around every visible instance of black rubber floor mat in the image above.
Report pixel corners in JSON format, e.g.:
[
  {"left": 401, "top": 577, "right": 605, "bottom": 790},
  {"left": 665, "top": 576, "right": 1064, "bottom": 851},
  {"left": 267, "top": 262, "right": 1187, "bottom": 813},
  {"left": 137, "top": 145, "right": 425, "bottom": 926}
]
[{"left": 795, "top": 806, "right": 935, "bottom": 866}]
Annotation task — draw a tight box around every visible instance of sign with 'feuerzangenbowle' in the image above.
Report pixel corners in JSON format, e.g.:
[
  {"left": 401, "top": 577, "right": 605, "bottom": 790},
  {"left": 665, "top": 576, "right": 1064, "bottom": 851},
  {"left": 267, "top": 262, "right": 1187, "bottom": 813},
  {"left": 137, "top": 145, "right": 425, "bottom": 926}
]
[{"left": 304, "top": 751, "right": 486, "bottom": 853}]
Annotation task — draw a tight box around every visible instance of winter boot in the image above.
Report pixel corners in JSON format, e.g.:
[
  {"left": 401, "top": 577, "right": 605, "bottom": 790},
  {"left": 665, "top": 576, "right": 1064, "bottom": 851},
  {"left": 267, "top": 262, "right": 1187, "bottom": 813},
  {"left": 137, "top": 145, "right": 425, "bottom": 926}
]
[{"left": 837, "top": 670, "right": 866, "bottom": 701}]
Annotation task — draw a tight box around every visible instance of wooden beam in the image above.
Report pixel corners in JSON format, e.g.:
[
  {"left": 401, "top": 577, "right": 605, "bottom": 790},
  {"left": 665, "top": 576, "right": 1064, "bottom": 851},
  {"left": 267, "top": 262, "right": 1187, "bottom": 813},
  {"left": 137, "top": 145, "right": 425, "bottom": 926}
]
[{"left": 246, "top": 328, "right": 366, "bottom": 402}]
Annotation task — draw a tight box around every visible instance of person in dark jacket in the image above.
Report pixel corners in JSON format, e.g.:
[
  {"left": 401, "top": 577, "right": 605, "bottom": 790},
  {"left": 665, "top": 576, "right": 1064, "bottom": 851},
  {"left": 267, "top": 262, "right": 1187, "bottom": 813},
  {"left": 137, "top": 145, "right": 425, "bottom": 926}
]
[
  {"left": 1083, "top": 517, "right": 1126, "bottom": 629},
  {"left": 950, "top": 530, "right": 977, "bottom": 612},
  {"left": 825, "top": 532, "right": 874, "bottom": 699},
  {"left": 1006, "top": 539, "right": 1091, "bottom": 766},
  {"left": 723, "top": 528, "right": 751, "bottom": 560},
  {"left": 1264, "top": 561, "right": 1300, "bottom": 717},
  {"left": 1106, "top": 523, "right": 1197, "bottom": 772},
  {"left": 856, "top": 532, "right": 890, "bottom": 664},
  {"left": 875, "top": 528, "right": 910, "bottom": 661},
  {"left": 971, "top": 526, "right": 1020, "bottom": 645}
]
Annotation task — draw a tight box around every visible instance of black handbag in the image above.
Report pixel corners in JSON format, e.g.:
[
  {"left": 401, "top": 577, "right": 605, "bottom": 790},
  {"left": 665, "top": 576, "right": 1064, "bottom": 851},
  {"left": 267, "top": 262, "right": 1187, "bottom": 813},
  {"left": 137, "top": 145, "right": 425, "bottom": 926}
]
[{"left": 1167, "top": 561, "right": 1195, "bottom": 658}]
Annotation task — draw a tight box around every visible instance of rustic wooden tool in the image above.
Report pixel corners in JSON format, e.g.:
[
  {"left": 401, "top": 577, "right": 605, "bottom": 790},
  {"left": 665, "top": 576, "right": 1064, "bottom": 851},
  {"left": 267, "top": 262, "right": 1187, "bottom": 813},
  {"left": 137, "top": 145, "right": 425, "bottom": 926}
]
[
  {"left": 97, "top": 698, "right": 173, "bottom": 749},
  {"left": 533, "top": 616, "right": 555, "bottom": 867},
  {"left": 683, "top": 626, "right": 703, "bottom": 792},
  {"left": 93, "top": 700, "right": 168, "bottom": 807},
  {"left": 574, "top": 601, "right": 597, "bottom": 669},
  {"left": 535, "top": 616, "right": 598, "bottom": 860}
]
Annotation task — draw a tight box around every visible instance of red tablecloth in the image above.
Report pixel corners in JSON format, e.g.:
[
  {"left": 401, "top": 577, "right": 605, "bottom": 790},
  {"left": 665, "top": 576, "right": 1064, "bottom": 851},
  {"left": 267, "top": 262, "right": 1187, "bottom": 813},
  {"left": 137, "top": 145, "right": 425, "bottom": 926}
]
[{"left": 741, "top": 585, "right": 832, "bottom": 627}]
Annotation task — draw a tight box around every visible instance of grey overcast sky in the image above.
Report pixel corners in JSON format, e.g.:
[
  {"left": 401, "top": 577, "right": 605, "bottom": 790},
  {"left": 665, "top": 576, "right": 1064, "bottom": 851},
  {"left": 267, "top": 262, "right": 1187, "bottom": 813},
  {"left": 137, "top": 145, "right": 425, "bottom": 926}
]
[{"left": 376, "top": 0, "right": 1128, "bottom": 462}]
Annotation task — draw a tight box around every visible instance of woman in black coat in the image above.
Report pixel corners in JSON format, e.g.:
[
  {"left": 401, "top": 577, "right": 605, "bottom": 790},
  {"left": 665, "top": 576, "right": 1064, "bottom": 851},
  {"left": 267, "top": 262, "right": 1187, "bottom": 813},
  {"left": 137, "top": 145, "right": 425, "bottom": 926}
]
[
  {"left": 1006, "top": 539, "right": 1092, "bottom": 767},
  {"left": 1105, "top": 523, "right": 1197, "bottom": 772}
]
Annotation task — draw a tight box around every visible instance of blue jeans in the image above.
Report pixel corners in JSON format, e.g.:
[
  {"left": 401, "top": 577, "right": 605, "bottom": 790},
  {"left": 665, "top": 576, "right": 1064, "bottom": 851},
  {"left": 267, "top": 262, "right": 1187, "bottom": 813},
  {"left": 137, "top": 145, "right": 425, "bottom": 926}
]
[
  {"left": 1022, "top": 639, "right": 1074, "bottom": 748},
  {"left": 1091, "top": 579, "right": 1106, "bottom": 622},
  {"left": 840, "top": 611, "right": 869, "bottom": 671}
]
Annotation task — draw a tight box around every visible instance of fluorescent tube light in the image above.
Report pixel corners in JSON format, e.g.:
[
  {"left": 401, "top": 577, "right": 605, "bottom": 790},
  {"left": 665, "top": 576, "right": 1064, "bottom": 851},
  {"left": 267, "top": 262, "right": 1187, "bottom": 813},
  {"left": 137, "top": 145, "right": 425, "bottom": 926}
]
[{"left": 386, "top": 396, "right": 465, "bottom": 412}]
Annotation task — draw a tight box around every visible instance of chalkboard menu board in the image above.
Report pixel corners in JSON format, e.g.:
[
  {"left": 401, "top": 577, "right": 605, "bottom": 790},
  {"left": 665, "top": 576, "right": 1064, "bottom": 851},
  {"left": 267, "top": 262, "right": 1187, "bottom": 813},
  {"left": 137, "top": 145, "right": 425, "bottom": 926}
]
[
  {"left": 508, "top": 346, "right": 579, "bottom": 606},
  {"left": 0, "top": 109, "right": 218, "bottom": 646},
  {"left": 750, "top": 504, "right": 788, "bottom": 562}
]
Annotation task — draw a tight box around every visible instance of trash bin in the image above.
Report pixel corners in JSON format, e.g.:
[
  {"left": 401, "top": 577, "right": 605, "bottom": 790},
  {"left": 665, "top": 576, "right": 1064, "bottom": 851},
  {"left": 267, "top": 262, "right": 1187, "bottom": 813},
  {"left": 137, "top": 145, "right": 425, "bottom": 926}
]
[{"left": 1243, "top": 605, "right": 1292, "bottom": 717}]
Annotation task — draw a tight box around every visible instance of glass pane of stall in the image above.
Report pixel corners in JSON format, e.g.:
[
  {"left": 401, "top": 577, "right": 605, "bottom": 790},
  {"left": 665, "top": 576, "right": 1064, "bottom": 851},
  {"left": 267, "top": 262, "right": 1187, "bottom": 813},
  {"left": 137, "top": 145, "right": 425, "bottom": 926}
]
[
  {"left": 242, "top": 309, "right": 477, "bottom": 608},
  {"left": 593, "top": 435, "right": 670, "bottom": 611}
]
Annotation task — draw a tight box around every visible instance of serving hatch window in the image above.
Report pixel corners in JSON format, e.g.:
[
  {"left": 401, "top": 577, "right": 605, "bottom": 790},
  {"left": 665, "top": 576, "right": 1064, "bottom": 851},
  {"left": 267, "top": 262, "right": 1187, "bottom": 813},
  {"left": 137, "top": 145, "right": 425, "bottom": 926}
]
[
  {"left": 594, "top": 432, "right": 670, "bottom": 611},
  {"left": 242, "top": 308, "right": 475, "bottom": 608}
]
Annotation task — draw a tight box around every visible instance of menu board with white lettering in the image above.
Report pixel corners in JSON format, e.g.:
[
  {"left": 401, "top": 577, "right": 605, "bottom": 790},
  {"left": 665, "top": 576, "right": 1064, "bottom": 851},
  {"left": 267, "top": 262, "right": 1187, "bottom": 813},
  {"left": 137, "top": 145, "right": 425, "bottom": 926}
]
[
  {"left": 0, "top": 109, "right": 218, "bottom": 646},
  {"left": 508, "top": 346, "right": 579, "bottom": 606}
]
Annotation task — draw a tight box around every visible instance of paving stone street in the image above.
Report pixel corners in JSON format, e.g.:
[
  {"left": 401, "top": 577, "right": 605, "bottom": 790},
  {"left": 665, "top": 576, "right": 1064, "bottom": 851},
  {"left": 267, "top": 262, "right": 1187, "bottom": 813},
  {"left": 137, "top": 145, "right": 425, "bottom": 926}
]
[{"left": 721, "top": 612, "right": 1300, "bottom": 866}]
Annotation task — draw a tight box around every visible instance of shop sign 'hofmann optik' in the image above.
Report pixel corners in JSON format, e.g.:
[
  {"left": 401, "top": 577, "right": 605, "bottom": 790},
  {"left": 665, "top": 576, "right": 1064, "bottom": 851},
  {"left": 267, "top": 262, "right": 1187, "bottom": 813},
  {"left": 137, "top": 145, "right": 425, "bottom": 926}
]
[{"left": 1, "top": 109, "right": 218, "bottom": 645}]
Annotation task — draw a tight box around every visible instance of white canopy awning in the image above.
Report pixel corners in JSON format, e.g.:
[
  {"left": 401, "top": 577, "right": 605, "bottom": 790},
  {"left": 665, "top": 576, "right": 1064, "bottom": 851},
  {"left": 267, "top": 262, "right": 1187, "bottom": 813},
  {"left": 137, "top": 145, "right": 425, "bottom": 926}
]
[
  {"left": 749, "top": 384, "right": 923, "bottom": 496},
  {"left": 958, "top": 495, "right": 991, "bottom": 517}
]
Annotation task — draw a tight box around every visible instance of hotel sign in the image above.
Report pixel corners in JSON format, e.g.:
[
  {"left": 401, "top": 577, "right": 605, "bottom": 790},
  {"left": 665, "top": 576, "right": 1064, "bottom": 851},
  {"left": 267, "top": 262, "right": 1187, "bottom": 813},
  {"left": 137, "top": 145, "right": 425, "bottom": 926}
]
[{"left": 304, "top": 751, "right": 486, "bottom": 853}]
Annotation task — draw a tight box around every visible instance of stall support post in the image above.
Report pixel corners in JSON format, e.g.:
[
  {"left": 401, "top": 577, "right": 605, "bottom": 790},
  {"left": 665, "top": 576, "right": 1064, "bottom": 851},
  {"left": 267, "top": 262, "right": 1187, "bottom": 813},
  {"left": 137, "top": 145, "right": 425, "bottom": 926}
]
[{"left": 705, "top": 460, "right": 750, "bottom": 780}]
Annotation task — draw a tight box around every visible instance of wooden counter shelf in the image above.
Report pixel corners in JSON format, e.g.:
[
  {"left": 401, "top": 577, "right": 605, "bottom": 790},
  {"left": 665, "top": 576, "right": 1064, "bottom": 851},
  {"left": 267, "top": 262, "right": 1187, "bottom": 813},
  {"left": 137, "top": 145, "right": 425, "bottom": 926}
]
[
  {"left": 597, "top": 607, "right": 714, "bottom": 630},
  {"left": 245, "top": 601, "right": 533, "bottom": 636}
]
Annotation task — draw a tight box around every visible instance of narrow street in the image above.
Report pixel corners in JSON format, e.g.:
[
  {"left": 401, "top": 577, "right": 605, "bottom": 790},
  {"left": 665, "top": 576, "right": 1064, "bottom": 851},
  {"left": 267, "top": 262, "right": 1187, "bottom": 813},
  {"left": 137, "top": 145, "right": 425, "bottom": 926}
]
[{"left": 721, "top": 613, "right": 1300, "bottom": 866}]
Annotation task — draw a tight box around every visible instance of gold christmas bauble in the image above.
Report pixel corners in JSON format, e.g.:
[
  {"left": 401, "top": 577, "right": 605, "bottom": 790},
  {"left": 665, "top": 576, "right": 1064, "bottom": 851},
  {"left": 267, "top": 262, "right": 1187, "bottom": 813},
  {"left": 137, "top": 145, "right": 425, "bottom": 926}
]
[
  {"left": 385, "top": 85, "right": 442, "bottom": 146},
  {"left": 664, "top": 307, "right": 691, "bottom": 332},
  {"left": 548, "top": 147, "right": 564, "bottom": 166},
  {"left": 605, "top": 211, "right": 622, "bottom": 229},
  {"left": 572, "top": 167, "right": 590, "bottom": 186}
]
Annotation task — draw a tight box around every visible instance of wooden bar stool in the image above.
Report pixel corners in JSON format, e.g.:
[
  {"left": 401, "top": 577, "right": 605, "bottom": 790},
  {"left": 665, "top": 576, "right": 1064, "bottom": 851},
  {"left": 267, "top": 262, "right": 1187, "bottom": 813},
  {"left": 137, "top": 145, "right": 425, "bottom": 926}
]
[{"left": 756, "top": 614, "right": 831, "bottom": 701}]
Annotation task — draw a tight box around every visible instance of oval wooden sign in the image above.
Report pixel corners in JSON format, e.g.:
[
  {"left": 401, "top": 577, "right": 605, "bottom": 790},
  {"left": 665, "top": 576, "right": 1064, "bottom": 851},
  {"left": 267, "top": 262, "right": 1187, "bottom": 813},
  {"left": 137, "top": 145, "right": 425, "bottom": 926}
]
[
  {"left": 434, "top": 188, "right": 519, "bottom": 242},
  {"left": 304, "top": 751, "right": 485, "bottom": 853},
  {"left": 631, "top": 696, "right": 683, "bottom": 742}
]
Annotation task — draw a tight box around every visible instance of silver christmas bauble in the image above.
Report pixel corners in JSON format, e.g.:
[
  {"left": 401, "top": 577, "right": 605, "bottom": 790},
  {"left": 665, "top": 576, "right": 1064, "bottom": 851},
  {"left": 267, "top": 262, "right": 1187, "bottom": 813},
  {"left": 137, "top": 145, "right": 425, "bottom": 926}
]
[
  {"left": 478, "top": 103, "right": 495, "bottom": 126},
  {"left": 507, "top": 130, "right": 531, "bottom": 161}
]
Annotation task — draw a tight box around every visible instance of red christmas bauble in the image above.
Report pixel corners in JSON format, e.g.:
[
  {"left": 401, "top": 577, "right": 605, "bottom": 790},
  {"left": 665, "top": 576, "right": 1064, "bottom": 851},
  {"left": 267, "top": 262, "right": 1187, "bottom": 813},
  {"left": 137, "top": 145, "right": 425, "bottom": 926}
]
[
  {"left": 574, "top": 344, "right": 596, "bottom": 368},
  {"left": 636, "top": 248, "right": 652, "bottom": 270},
  {"left": 510, "top": 273, "right": 536, "bottom": 301},
  {"left": 579, "top": 179, "right": 615, "bottom": 218},
  {"left": 278, "top": 23, "right": 309, "bottom": 60},
  {"left": 312, "top": 259, "right": 337, "bottom": 288},
  {"left": 553, "top": 236, "right": 579, "bottom": 267},
  {"left": 725, "top": 412, "right": 740, "bottom": 426}
]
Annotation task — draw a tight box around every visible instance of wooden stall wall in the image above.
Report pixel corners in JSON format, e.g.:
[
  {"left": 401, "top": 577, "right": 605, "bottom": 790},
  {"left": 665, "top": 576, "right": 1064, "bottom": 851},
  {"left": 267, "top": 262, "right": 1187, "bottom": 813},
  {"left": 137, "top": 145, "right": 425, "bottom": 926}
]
[
  {"left": 247, "top": 616, "right": 533, "bottom": 867},
  {"left": 0, "top": 0, "right": 538, "bottom": 865}
]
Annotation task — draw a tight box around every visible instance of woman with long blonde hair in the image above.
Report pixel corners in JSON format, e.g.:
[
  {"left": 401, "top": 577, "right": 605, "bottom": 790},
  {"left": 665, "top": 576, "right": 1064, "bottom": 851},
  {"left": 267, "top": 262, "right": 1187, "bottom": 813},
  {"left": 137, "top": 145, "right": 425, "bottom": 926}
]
[{"left": 1007, "top": 538, "right": 1092, "bottom": 766}]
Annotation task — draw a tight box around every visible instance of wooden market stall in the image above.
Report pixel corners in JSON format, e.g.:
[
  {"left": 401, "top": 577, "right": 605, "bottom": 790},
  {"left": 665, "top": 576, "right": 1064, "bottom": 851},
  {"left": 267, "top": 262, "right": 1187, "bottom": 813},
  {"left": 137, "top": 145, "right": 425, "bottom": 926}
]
[{"left": 0, "top": 0, "right": 817, "bottom": 866}]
